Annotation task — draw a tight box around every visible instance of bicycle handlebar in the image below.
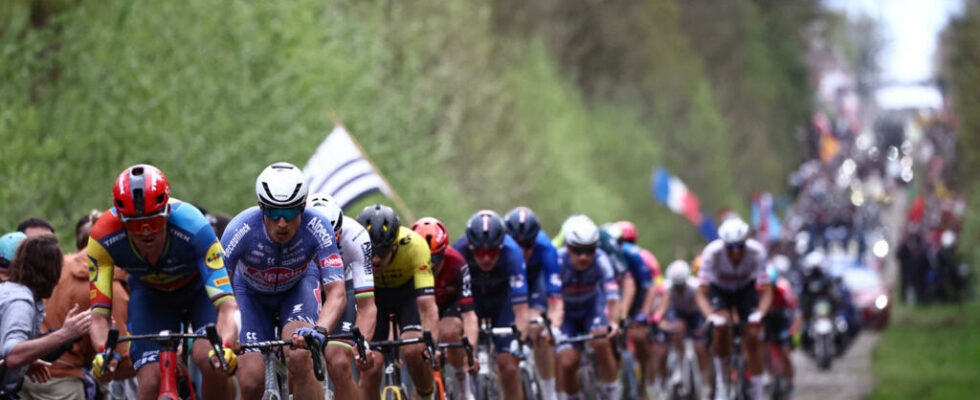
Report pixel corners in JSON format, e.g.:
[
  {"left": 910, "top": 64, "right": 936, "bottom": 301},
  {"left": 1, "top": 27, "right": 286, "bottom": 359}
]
[
  {"left": 312, "top": 325, "right": 368, "bottom": 365},
  {"left": 557, "top": 326, "right": 612, "bottom": 345},
  {"left": 437, "top": 334, "right": 475, "bottom": 369},
  {"left": 103, "top": 324, "right": 230, "bottom": 373}
]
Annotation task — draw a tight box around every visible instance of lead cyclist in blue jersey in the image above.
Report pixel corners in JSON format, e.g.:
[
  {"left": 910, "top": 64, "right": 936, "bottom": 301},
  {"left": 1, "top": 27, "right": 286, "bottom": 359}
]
[
  {"left": 553, "top": 215, "right": 621, "bottom": 400},
  {"left": 221, "top": 162, "right": 347, "bottom": 400},
  {"left": 504, "top": 206, "right": 560, "bottom": 400}
]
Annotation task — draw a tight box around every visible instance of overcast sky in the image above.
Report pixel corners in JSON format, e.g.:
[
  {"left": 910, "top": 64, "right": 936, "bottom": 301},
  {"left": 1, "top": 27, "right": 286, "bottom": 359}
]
[{"left": 825, "top": 0, "right": 964, "bottom": 83}]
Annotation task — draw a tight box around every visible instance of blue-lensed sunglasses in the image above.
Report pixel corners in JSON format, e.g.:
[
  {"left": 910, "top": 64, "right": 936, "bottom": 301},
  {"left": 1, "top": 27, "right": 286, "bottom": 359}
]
[
  {"left": 262, "top": 206, "right": 303, "bottom": 221},
  {"left": 430, "top": 251, "right": 445, "bottom": 265}
]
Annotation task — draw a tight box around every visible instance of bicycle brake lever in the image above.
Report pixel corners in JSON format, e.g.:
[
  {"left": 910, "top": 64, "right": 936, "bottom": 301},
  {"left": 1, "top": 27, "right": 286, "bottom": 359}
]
[
  {"left": 460, "top": 334, "right": 474, "bottom": 368},
  {"left": 304, "top": 334, "right": 326, "bottom": 381},
  {"left": 351, "top": 326, "right": 368, "bottom": 365},
  {"left": 205, "top": 324, "right": 228, "bottom": 371},
  {"left": 101, "top": 328, "right": 119, "bottom": 377},
  {"left": 422, "top": 330, "right": 438, "bottom": 369}
]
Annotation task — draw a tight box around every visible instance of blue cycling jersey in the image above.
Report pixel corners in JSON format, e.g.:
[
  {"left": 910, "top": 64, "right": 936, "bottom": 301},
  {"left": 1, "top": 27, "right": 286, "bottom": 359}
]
[
  {"left": 221, "top": 206, "right": 343, "bottom": 294},
  {"left": 453, "top": 235, "right": 528, "bottom": 306},
  {"left": 523, "top": 230, "right": 559, "bottom": 284},
  {"left": 556, "top": 247, "right": 619, "bottom": 319},
  {"left": 621, "top": 242, "right": 653, "bottom": 290}
]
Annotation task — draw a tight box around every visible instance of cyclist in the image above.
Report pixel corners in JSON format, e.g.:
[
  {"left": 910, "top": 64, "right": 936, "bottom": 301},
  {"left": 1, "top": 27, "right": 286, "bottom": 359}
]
[
  {"left": 651, "top": 260, "right": 710, "bottom": 397},
  {"left": 610, "top": 221, "right": 659, "bottom": 394},
  {"left": 503, "top": 206, "right": 560, "bottom": 400},
  {"left": 86, "top": 164, "right": 239, "bottom": 400},
  {"left": 760, "top": 258, "right": 799, "bottom": 398},
  {"left": 222, "top": 162, "right": 346, "bottom": 400},
  {"left": 412, "top": 217, "right": 480, "bottom": 398},
  {"left": 696, "top": 217, "right": 771, "bottom": 400},
  {"left": 307, "top": 193, "right": 377, "bottom": 400},
  {"left": 356, "top": 204, "right": 439, "bottom": 400},
  {"left": 553, "top": 215, "right": 621, "bottom": 400},
  {"left": 453, "top": 210, "right": 530, "bottom": 400}
]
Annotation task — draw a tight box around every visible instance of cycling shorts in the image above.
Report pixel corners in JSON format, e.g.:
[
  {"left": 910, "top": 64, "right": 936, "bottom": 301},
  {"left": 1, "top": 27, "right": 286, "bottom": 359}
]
[
  {"left": 708, "top": 282, "right": 759, "bottom": 321},
  {"left": 556, "top": 300, "right": 609, "bottom": 353},
  {"left": 667, "top": 309, "right": 705, "bottom": 340},
  {"left": 328, "top": 281, "right": 359, "bottom": 348},
  {"left": 528, "top": 272, "right": 548, "bottom": 312},
  {"left": 439, "top": 299, "right": 463, "bottom": 320},
  {"left": 763, "top": 309, "right": 793, "bottom": 348},
  {"left": 127, "top": 278, "right": 216, "bottom": 371},
  {"left": 474, "top": 297, "right": 517, "bottom": 355},
  {"left": 373, "top": 280, "right": 422, "bottom": 342},
  {"left": 236, "top": 268, "right": 321, "bottom": 352}
]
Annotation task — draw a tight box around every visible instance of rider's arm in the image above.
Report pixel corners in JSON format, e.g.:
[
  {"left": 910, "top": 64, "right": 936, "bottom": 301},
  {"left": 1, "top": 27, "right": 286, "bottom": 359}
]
[
  {"left": 653, "top": 287, "right": 671, "bottom": 321},
  {"left": 597, "top": 251, "right": 621, "bottom": 324},
  {"left": 641, "top": 281, "right": 660, "bottom": 317},
  {"left": 695, "top": 247, "right": 715, "bottom": 318},
  {"left": 318, "top": 280, "right": 347, "bottom": 331},
  {"left": 194, "top": 224, "right": 237, "bottom": 344},
  {"left": 619, "top": 274, "right": 636, "bottom": 321},
  {"left": 351, "top": 228, "right": 378, "bottom": 340},
  {"left": 757, "top": 284, "right": 773, "bottom": 316},
  {"left": 87, "top": 236, "right": 115, "bottom": 350},
  {"left": 310, "top": 215, "right": 346, "bottom": 333},
  {"left": 696, "top": 285, "right": 713, "bottom": 319},
  {"left": 506, "top": 248, "right": 531, "bottom": 336}
]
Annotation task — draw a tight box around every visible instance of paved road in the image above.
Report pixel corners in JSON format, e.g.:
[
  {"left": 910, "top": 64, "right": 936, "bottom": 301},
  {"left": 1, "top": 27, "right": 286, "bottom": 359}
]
[{"left": 791, "top": 331, "right": 880, "bottom": 400}]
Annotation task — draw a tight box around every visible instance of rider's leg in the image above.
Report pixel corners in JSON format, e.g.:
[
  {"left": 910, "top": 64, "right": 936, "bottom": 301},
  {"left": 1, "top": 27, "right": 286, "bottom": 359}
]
[
  {"left": 556, "top": 347, "right": 581, "bottom": 396},
  {"left": 530, "top": 313, "right": 557, "bottom": 399},
  {"left": 357, "top": 351, "right": 384, "bottom": 400},
  {"left": 282, "top": 320, "right": 324, "bottom": 400},
  {"left": 325, "top": 344, "right": 357, "bottom": 400},
  {"left": 591, "top": 334, "right": 620, "bottom": 399},
  {"left": 234, "top": 353, "right": 266, "bottom": 400},
  {"left": 399, "top": 331, "right": 435, "bottom": 399},
  {"left": 135, "top": 364, "right": 161, "bottom": 400},
  {"left": 628, "top": 325, "right": 651, "bottom": 396},
  {"left": 711, "top": 310, "right": 733, "bottom": 392},
  {"left": 744, "top": 323, "right": 765, "bottom": 400},
  {"left": 438, "top": 316, "right": 472, "bottom": 397},
  {"left": 497, "top": 353, "right": 525, "bottom": 400}
]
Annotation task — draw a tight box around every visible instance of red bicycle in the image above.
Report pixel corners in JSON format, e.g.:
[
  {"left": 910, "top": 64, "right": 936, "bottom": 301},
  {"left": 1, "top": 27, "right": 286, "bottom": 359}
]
[{"left": 100, "top": 324, "right": 230, "bottom": 400}]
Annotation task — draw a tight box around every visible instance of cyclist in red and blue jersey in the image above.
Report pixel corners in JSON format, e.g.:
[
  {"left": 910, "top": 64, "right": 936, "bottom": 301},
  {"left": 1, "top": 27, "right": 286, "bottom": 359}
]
[
  {"left": 553, "top": 215, "right": 621, "bottom": 400},
  {"left": 413, "top": 217, "right": 480, "bottom": 399},
  {"left": 504, "top": 206, "right": 560, "bottom": 399},
  {"left": 221, "top": 162, "right": 346, "bottom": 400},
  {"left": 453, "top": 210, "right": 529, "bottom": 400},
  {"left": 87, "top": 165, "right": 239, "bottom": 400}
]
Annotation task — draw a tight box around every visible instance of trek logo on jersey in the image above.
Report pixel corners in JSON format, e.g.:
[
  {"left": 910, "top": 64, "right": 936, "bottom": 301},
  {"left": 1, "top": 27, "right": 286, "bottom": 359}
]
[
  {"left": 510, "top": 274, "right": 525, "bottom": 289},
  {"left": 205, "top": 242, "right": 225, "bottom": 270},
  {"left": 246, "top": 266, "right": 307, "bottom": 285},
  {"left": 306, "top": 218, "right": 333, "bottom": 248},
  {"left": 213, "top": 276, "right": 230, "bottom": 287},
  {"left": 321, "top": 254, "right": 343, "bottom": 269}
]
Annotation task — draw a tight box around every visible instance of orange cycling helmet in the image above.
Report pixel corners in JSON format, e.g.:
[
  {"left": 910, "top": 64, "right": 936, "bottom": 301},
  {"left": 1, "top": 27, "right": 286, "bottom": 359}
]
[{"left": 411, "top": 217, "right": 449, "bottom": 255}]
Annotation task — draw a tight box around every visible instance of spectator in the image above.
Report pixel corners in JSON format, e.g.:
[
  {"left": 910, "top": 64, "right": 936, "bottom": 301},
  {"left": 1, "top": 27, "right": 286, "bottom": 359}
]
[
  {"left": 0, "top": 233, "right": 27, "bottom": 282},
  {"left": 0, "top": 234, "right": 92, "bottom": 398},
  {"left": 18, "top": 212, "right": 136, "bottom": 400},
  {"left": 16, "top": 219, "right": 55, "bottom": 237}
]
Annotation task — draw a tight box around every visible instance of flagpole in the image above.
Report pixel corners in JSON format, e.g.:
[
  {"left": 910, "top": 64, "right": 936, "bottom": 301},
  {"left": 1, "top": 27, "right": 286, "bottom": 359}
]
[{"left": 327, "top": 111, "right": 416, "bottom": 222}]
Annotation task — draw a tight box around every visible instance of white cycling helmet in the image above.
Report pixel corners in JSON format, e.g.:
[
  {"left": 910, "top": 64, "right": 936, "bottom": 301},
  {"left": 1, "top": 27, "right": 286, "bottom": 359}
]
[
  {"left": 802, "top": 250, "right": 826, "bottom": 274},
  {"left": 666, "top": 260, "right": 691, "bottom": 287},
  {"left": 563, "top": 215, "right": 599, "bottom": 247},
  {"left": 307, "top": 192, "right": 343, "bottom": 232},
  {"left": 718, "top": 217, "right": 750, "bottom": 244},
  {"left": 771, "top": 254, "right": 791, "bottom": 276},
  {"left": 255, "top": 162, "right": 308, "bottom": 208}
]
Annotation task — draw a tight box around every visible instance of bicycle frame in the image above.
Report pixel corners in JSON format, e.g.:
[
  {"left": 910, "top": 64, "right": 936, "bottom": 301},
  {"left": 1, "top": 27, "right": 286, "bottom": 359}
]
[
  {"left": 436, "top": 336, "right": 474, "bottom": 400},
  {"left": 102, "top": 325, "right": 227, "bottom": 400},
  {"left": 371, "top": 328, "right": 437, "bottom": 400}
]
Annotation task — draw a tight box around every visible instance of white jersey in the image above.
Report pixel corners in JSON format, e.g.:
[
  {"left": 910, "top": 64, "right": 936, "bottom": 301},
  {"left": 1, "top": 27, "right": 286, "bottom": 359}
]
[
  {"left": 668, "top": 277, "right": 700, "bottom": 314},
  {"left": 697, "top": 238, "right": 767, "bottom": 291},
  {"left": 322, "top": 216, "right": 374, "bottom": 295}
]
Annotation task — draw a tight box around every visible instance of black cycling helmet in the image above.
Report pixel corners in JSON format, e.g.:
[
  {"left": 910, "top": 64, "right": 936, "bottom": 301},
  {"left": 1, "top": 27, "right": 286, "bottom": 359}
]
[
  {"left": 356, "top": 204, "right": 400, "bottom": 254},
  {"left": 504, "top": 206, "right": 541, "bottom": 245},
  {"left": 465, "top": 210, "right": 506, "bottom": 249}
]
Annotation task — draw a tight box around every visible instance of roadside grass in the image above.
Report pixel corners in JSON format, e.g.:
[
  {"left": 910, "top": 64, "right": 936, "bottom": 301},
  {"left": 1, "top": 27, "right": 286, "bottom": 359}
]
[{"left": 868, "top": 302, "right": 980, "bottom": 399}]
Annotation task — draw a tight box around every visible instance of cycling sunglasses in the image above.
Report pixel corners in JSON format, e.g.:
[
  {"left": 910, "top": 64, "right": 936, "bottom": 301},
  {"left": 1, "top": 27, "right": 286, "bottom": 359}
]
[
  {"left": 470, "top": 246, "right": 501, "bottom": 259},
  {"left": 568, "top": 245, "right": 597, "bottom": 256},
  {"left": 261, "top": 206, "right": 303, "bottom": 221},
  {"left": 121, "top": 207, "right": 169, "bottom": 233},
  {"left": 430, "top": 251, "right": 445, "bottom": 265},
  {"left": 725, "top": 242, "right": 746, "bottom": 251}
]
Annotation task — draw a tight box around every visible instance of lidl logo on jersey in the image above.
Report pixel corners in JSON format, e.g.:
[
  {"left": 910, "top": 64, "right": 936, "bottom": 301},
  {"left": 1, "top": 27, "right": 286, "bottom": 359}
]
[
  {"left": 140, "top": 273, "right": 183, "bottom": 285},
  {"left": 510, "top": 274, "right": 525, "bottom": 289},
  {"left": 205, "top": 242, "right": 225, "bottom": 270}
]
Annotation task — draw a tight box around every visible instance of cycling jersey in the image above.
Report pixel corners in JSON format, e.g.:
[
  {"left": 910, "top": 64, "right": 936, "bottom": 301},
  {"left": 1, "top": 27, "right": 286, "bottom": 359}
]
[
  {"left": 88, "top": 202, "right": 233, "bottom": 313},
  {"left": 556, "top": 247, "right": 619, "bottom": 320},
  {"left": 552, "top": 227, "right": 629, "bottom": 278},
  {"left": 434, "top": 247, "right": 473, "bottom": 313},
  {"left": 667, "top": 277, "right": 701, "bottom": 315},
  {"left": 221, "top": 206, "right": 343, "bottom": 293},
  {"left": 453, "top": 235, "right": 529, "bottom": 307},
  {"left": 768, "top": 277, "right": 798, "bottom": 311},
  {"left": 374, "top": 227, "right": 434, "bottom": 295},
  {"left": 639, "top": 248, "right": 663, "bottom": 285},
  {"left": 518, "top": 230, "right": 559, "bottom": 310},
  {"left": 697, "top": 238, "right": 768, "bottom": 291},
  {"left": 318, "top": 216, "right": 374, "bottom": 299}
]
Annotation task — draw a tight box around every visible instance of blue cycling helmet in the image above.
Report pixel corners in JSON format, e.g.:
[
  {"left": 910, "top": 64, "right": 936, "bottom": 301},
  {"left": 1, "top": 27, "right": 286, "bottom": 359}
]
[
  {"left": 504, "top": 206, "right": 541, "bottom": 245},
  {"left": 465, "top": 210, "right": 506, "bottom": 249},
  {"left": 0, "top": 232, "right": 27, "bottom": 268}
]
